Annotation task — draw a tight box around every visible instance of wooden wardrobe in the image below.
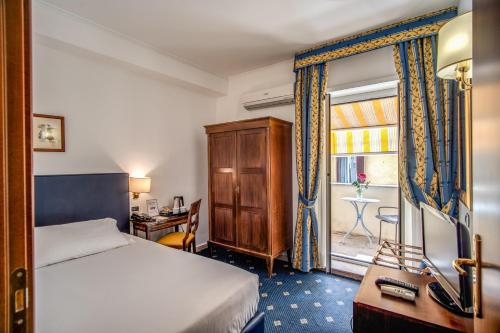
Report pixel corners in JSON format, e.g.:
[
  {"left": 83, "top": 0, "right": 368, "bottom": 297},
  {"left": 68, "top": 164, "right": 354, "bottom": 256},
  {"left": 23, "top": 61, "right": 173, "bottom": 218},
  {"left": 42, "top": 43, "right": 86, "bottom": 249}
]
[{"left": 205, "top": 117, "right": 293, "bottom": 277}]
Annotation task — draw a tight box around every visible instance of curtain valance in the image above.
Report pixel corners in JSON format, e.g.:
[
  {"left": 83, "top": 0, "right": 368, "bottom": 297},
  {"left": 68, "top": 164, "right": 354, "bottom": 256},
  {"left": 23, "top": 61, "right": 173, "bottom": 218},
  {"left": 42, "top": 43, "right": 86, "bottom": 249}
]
[
  {"left": 331, "top": 96, "right": 398, "bottom": 129},
  {"left": 331, "top": 126, "right": 397, "bottom": 155},
  {"left": 294, "top": 7, "right": 457, "bottom": 70}
]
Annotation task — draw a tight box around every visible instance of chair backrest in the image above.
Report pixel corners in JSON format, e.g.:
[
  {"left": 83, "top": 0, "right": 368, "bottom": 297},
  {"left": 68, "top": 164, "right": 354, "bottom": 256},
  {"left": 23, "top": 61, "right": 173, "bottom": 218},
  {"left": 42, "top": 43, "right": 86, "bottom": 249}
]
[{"left": 185, "top": 199, "right": 202, "bottom": 237}]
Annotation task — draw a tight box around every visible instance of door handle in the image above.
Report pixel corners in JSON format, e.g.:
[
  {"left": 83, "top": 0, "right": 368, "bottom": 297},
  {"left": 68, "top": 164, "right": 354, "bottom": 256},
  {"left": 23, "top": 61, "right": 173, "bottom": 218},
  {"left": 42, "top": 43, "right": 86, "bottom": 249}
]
[
  {"left": 453, "top": 258, "right": 476, "bottom": 276},
  {"left": 452, "top": 234, "right": 482, "bottom": 317}
]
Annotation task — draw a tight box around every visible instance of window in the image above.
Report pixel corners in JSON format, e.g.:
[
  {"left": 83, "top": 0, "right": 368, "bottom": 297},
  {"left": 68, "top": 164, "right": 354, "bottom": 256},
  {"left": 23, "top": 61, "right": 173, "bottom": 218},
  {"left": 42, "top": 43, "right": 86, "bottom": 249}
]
[
  {"left": 330, "top": 96, "right": 398, "bottom": 186},
  {"left": 333, "top": 156, "right": 362, "bottom": 184},
  {"left": 331, "top": 154, "right": 398, "bottom": 186}
]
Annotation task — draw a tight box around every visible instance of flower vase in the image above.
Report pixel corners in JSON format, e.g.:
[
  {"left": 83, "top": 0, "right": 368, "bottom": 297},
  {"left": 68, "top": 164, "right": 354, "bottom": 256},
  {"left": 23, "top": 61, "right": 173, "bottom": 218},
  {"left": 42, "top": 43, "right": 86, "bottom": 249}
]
[
  {"left": 356, "top": 187, "right": 365, "bottom": 199},
  {"left": 352, "top": 173, "right": 369, "bottom": 200}
]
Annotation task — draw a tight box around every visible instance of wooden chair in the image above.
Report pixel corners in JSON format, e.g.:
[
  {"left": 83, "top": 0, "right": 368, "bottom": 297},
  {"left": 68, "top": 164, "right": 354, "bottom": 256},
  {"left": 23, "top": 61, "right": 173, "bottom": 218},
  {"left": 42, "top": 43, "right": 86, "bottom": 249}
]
[
  {"left": 375, "top": 206, "right": 399, "bottom": 244},
  {"left": 157, "top": 199, "right": 201, "bottom": 253}
]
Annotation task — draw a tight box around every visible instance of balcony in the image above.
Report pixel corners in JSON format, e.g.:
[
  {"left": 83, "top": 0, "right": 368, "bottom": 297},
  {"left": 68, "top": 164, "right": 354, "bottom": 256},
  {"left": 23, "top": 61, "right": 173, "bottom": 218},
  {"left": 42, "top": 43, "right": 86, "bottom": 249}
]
[{"left": 330, "top": 183, "right": 399, "bottom": 276}]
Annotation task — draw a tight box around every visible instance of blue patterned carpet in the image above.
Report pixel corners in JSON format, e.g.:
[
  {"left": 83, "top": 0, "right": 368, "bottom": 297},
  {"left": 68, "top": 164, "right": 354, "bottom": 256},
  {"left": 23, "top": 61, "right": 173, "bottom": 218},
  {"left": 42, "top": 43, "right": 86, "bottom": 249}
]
[{"left": 200, "top": 247, "right": 359, "bottom": 333}]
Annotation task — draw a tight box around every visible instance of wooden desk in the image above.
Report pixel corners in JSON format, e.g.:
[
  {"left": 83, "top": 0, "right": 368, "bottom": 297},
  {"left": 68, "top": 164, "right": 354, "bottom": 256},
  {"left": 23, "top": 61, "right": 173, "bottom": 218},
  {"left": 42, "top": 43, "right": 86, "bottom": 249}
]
[
  {"left": 353, "top": 265, "right": 473, "bottom": 333},
  {"left": 131, "top": 215, "right": 188, "bottom": 240}
]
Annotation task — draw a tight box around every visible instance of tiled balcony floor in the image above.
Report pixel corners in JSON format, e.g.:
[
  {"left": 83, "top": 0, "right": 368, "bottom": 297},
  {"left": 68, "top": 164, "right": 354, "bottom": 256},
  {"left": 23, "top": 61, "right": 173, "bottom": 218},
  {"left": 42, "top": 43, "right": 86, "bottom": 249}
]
[
  {"left": 330, "top": 231, "right": 405, "bottom": 277},
  {"left": 331, "top": 231, "right": 383, "bottom": 262}
]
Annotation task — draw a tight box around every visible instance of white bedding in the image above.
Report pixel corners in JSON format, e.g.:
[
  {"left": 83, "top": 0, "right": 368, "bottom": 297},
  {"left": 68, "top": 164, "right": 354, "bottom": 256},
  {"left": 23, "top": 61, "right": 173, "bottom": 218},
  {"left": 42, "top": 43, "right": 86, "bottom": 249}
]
[{"left": 35, "top": 235, "right": 259, "bottom": 333}]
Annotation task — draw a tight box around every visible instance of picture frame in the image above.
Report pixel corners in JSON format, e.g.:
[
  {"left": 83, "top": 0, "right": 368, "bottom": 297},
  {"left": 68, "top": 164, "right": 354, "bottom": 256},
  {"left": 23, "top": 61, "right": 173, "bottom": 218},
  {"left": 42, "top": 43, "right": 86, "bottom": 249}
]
[
  {"left": 33, "top": 114, "right": 65, "bottom": 152},
  {"left": 146, "top": 199, "right": 160, "bottom": 217}
]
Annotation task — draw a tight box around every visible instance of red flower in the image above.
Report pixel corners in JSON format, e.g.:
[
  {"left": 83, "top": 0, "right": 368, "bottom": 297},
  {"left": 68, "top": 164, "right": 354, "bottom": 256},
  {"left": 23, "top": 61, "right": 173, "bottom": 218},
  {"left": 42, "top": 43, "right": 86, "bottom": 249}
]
[{"left": 358, "top": 173, "right": 367, "bottom": 183}]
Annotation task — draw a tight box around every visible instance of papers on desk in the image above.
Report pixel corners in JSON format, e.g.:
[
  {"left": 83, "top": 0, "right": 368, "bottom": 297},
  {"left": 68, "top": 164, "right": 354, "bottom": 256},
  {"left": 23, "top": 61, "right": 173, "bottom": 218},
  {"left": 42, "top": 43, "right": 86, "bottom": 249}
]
[
  {"left": 152, "top": 216, "right": 168, "bottom": 223},
  {"left": 139, "top": 216, "right": 168, "bottom": 224}
]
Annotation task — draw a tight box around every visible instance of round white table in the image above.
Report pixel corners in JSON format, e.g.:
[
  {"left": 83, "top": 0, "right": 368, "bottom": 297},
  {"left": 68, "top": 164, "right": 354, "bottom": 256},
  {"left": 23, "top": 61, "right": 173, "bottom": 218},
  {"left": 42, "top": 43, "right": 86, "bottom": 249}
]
[{"left": 340, "top": 197, "right": 380, "bottom": 247}]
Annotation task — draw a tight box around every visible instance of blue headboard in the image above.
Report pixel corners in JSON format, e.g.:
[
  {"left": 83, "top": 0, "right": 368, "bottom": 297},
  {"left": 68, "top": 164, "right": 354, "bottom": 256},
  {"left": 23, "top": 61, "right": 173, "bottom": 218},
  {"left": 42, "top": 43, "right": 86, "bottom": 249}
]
[{"left": 35, "top": 173, "right": 130, "bottom": 233}]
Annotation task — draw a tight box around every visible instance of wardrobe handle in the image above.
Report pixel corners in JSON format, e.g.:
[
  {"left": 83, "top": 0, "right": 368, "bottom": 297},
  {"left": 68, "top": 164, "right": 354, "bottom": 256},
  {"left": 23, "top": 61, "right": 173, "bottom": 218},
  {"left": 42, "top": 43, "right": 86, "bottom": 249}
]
[{"left": 235, "top": 185, "right": 240, "bottom": 194}]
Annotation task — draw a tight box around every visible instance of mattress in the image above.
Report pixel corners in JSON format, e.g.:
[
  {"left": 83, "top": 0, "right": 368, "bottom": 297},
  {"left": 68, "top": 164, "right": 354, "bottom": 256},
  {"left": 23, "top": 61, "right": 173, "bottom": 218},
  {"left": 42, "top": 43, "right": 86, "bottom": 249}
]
[{"left": 35, "top": 235, "right": 259, "bottom": 333}]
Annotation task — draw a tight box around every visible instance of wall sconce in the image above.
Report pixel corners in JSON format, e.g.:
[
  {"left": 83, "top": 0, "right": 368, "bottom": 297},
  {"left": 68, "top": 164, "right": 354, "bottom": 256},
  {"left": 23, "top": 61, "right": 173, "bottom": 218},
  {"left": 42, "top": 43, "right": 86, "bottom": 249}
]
[
  {"left": 129, "top": 177, "right": 151, "bottom": 199},
  {"left": 437, "top": 11, "right": 472, "bottom": 91}
]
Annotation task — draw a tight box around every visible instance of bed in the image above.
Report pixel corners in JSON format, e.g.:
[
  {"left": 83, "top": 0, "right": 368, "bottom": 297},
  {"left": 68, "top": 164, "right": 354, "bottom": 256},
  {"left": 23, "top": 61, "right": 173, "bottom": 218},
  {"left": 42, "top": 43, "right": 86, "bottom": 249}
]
[{"left": 34, "top": 173, "right": 264, "bottom": 333}]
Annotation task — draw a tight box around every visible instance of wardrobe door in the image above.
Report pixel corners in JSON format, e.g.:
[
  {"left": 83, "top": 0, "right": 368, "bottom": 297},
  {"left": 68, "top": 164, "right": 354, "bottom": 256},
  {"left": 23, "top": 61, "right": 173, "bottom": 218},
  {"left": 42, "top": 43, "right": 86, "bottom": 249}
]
[
  {"left": 210, "top": 132, "right": 237, "bottom": 246},
  {"left": 236, "top": 128, "right": 268, "bottom": 253}
]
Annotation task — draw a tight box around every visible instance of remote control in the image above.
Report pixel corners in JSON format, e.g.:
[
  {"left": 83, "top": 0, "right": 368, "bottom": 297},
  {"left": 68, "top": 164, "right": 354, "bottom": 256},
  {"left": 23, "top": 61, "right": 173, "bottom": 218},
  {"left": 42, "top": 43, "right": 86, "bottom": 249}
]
[
  {"left": 380, "top": 285, "right": 416, "bottom": 301},
  {"left": 375, "top": 276, "right": 419, "bottom": 295}
]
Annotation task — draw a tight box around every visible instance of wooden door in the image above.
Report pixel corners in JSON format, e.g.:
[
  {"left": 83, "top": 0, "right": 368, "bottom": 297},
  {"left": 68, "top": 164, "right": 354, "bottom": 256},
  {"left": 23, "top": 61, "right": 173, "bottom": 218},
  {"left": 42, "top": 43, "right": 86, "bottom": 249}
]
[
  {"left": 236, "top": 128, "right": 268, "bottom": 253},
  {"left": 209, "top": 132, "right": 237, "bottom": 245},
  {"left": 472, "top": 1, "right": 500, "bottom": 331},
  {"left": 0, "top": 1, "right": 33, "bottom": 332}
]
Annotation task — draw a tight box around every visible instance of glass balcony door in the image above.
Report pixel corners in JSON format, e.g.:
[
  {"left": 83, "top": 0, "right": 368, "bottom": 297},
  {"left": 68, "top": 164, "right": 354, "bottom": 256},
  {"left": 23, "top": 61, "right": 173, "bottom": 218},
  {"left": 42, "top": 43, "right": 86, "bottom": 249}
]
[{"left": 326, "top": 93, "right": 401, "bottom": 276}]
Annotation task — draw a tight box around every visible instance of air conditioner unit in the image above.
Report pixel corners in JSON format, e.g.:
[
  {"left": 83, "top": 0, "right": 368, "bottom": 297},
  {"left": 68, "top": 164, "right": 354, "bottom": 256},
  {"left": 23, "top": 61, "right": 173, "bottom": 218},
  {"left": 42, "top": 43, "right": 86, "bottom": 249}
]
[{"left": 241, "top": 84, "right": 294, "bottom": 111}]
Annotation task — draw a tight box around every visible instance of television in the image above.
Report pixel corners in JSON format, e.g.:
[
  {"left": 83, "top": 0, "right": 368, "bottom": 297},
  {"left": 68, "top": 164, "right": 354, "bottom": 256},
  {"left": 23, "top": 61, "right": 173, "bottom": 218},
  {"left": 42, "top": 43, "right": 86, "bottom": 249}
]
[{"left": 421, "top": 203, "right": 473, "bottom": 315}]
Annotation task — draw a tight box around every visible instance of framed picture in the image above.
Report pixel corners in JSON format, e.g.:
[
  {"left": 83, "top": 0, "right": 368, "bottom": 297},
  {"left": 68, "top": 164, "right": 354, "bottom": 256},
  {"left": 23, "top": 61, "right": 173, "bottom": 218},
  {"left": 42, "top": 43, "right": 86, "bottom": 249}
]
[
  {"left": 146, "top": 199, "right": 159, "bottom": 217},
  {"left": 33, "top": 114, "right": 65, "bottom": 152}
]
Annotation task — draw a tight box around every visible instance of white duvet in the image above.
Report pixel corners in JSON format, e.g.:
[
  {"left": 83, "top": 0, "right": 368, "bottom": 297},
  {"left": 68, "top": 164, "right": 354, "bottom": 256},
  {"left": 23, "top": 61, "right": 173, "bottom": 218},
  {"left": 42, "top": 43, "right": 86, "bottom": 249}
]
[{"left": 35, "top": 235, "right": 259, "bottom": 333}]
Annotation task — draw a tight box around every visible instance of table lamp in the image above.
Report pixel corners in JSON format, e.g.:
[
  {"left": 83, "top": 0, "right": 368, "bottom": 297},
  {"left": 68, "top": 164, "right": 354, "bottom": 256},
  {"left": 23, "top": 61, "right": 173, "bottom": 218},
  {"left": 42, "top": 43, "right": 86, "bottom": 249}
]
[
  {"left": 129, "top": 177, "right": 151, "bottom": 199},
  {"left": 437, "top": 12, "right": 472, "bottom": 90}
]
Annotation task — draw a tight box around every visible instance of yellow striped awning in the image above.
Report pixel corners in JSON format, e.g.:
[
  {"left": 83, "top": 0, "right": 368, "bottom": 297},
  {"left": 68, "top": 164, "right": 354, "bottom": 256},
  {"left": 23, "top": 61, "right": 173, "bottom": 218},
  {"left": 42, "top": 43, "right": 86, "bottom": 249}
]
[
  {"left": 331, "top": 126, "right": 397, "bottom": 154},
  {"left": 331, "top": 96, "right": 398, "bottom": 130}
]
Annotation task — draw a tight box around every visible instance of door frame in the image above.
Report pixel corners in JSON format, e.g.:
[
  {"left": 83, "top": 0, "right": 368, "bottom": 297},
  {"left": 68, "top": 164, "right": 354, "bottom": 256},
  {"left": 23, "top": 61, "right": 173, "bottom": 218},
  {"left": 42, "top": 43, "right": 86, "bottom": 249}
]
[
  {"left": 325, "top": 94, "right": 332, "bottom": 273},
  {"left": 325, "top": 91, "right": 402, "bottom": 272},
  {"left": 0, "top": 0, "right": 33, "bottom": 332}
]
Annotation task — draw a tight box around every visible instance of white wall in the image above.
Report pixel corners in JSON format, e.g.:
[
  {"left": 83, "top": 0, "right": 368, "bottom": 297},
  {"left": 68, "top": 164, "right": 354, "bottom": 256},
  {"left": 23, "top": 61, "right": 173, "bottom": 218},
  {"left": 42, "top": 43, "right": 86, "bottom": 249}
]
[
  {"left": 328, "top": 46, "right": 397, "bottom": 91},
  {"left": 331, "top": 185, "right": 399, "bottom": 240},
  {"left": 458, "top": 0, "right": 472, "bottom": 14},
  {"left": 33, "top": 40, "right": 216, "bottom": 244}
]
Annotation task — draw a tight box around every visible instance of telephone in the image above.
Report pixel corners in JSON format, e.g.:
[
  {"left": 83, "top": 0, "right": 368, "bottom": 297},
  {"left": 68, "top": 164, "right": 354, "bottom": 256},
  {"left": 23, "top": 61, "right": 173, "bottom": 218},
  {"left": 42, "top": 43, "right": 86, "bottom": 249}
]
[{"left": 130, "top": 213, "right": 154, "bottom": 222}]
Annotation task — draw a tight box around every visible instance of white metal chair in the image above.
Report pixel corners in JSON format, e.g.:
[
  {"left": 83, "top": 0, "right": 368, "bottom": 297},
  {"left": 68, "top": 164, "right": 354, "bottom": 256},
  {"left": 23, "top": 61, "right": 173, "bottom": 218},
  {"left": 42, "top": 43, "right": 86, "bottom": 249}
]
[{"left": 375, "top": 206, "right": 399, "bottom": 244}]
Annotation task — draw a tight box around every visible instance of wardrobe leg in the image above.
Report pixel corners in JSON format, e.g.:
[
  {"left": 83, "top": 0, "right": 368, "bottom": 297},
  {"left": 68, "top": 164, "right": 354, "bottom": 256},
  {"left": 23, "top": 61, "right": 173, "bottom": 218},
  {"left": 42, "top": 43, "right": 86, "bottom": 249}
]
[
  {"left": 286, "top": 249, "right": 292, "bottom": 266},
  {"left": 208, "top": 242, "right": 213, "bottom": 257},
  {"left": 266, "top": 257, "right": 274, "bottom": 278}
]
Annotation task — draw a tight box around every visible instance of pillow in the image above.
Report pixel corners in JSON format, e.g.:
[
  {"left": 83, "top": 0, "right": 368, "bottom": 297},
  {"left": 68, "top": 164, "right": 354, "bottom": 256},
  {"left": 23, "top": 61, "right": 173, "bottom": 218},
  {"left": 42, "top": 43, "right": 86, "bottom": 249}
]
[{"left": 35, "top": 218, "right": 130, "bottom": 268}]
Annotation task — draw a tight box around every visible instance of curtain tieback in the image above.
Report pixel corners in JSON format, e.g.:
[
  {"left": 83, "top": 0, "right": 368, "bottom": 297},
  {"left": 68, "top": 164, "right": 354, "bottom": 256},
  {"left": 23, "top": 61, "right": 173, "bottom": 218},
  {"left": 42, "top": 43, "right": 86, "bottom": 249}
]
[{"left": 299, "top": 193, "right": 317, "bottom": 208}]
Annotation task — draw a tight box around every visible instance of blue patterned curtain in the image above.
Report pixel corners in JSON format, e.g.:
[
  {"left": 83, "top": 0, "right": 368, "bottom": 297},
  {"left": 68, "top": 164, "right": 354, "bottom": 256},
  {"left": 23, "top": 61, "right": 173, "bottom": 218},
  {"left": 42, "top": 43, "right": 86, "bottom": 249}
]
[
  {"left": 293, "top": 63, "right": 328, "bottom": 272},
  {"left": 393, "top": 36, "right": 461, "bottom": 217},
  {"left": 291, "top": 8, "right": 458, "bottom": 273}
]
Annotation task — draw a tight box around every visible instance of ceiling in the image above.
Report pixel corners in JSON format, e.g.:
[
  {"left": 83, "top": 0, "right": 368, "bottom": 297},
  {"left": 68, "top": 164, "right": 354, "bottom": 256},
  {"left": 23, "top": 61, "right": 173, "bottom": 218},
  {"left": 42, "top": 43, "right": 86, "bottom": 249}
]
[{"left": 41, "top": 0, "right": 458, "bottom": 77}]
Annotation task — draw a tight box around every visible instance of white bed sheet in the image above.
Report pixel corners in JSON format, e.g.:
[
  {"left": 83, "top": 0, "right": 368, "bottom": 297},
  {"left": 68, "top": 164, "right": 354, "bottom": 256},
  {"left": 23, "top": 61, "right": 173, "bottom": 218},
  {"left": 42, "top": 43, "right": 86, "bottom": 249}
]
[{"left": 35, "top": 235, "right": 259, "bottom": 333}]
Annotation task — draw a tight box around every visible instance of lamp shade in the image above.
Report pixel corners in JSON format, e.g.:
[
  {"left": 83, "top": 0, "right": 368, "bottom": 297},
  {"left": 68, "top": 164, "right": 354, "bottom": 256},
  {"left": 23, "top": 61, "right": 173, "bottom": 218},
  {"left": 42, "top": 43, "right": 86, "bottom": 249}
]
[
  {"left": 129, "top": 177, "right": 151, "bottom": 194},
  {"left": 437, "top": 12, "right": 472, "bottom": 79}
]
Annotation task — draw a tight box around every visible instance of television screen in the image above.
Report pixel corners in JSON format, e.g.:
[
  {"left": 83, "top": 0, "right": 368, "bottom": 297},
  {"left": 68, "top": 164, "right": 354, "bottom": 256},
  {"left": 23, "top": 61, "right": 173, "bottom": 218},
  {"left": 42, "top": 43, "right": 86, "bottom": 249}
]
[{"left": 421, "top": 203, "right": 472, "bottom": 311}]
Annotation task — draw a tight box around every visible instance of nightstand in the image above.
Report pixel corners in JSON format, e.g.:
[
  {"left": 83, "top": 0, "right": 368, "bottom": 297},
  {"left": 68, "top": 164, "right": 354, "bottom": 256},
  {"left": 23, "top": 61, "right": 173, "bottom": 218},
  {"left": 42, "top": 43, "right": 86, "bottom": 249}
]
[{"left": 353, "top": 265, "right": 473, "bottom": 333}]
